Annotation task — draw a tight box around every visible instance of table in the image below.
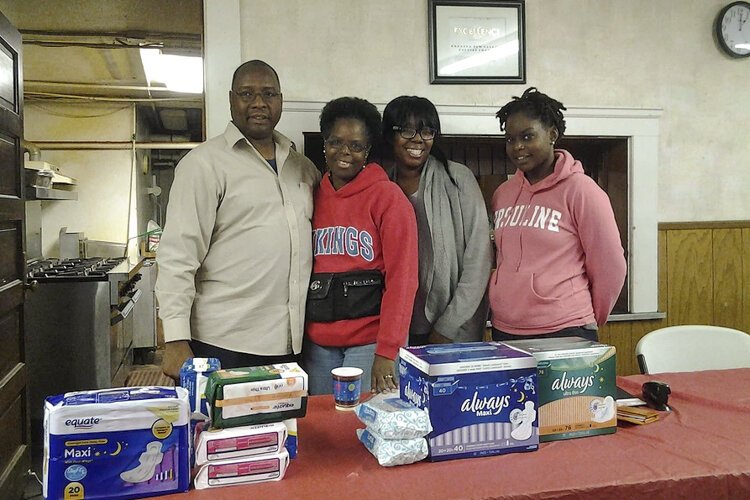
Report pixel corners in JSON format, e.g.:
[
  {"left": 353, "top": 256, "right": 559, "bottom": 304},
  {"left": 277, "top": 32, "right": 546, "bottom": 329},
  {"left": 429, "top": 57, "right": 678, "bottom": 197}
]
[{"left": 162, "top": 369, "right": 750, "bottom": 499}]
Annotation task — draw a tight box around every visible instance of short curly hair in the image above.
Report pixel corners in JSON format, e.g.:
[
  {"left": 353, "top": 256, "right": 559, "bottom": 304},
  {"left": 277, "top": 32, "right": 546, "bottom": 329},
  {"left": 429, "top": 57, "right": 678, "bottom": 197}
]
[
  {"left": 495, "top": 87, "right": 567, "bottom": 137},
  {"left": 320, "top": 97, "right": 382, "bottom": 146}
]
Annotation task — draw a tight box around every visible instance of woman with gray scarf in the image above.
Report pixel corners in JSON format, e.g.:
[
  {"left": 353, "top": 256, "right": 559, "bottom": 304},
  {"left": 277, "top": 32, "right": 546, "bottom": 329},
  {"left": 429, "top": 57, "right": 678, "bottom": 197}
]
[{"left": 383, "top": 96, "right": 492, "bottom": 346}]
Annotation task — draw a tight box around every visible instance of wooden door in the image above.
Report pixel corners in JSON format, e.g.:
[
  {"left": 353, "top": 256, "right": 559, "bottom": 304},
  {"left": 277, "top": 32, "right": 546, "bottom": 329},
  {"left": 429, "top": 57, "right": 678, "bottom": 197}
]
[{"left": 0, "top": 11, "right": 28, "bottom": 500}]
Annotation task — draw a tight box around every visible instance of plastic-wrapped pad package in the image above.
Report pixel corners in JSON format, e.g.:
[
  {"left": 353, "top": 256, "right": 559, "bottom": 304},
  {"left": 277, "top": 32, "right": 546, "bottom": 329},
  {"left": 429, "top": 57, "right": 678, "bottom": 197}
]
[
  {"left": 194, "top": 449, "right": 290, "bottom": 489},
  {"left": 354, "top": 393, "right": 432, "bottom": 439},
  {"left": 194, "top": 421, "right": 287, "bottom": 466},
  {"left": 44, "top": 386, "right": 191, "bottom": 500},
  {"left": 180, "top": 357, "right": 220, "bottom": 417},
  {"left": 205, "top": 363, "right": 308, "bottom": 428},
  {"left": 356, "top": 428, "right": 427, "bottom": 467},
  {"left": 283, "top": 419, "right": 298, "bottom": 458}
]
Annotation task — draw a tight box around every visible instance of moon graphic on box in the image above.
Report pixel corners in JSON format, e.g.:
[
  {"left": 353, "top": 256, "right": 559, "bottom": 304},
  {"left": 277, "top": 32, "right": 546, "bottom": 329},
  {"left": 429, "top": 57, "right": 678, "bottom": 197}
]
[
  {"left": 111, "top": 442, "right": 122, "bottom": 456},
  {"left": 518, "top": 391, "right": 526, "bottom": 402}
]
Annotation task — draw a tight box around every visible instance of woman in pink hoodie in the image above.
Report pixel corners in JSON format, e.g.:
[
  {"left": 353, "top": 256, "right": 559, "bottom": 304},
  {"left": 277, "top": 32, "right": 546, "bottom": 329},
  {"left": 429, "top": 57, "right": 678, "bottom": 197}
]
[{"left": 488, "top": 88, "right": 626, "bottom": 342}]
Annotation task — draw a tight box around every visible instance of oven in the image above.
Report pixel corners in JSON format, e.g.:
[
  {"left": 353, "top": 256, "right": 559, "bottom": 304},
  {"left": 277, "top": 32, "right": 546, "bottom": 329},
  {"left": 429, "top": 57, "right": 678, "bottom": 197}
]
[{"left": 24, "top": 257, "right": 143, "bottom": 426}]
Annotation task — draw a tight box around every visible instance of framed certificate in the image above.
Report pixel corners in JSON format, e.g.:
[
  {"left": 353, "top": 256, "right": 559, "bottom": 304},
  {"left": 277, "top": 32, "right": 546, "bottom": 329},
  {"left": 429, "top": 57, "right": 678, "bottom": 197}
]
[{"left": 428, "top": 0, "right": 526, "bottom": 84}]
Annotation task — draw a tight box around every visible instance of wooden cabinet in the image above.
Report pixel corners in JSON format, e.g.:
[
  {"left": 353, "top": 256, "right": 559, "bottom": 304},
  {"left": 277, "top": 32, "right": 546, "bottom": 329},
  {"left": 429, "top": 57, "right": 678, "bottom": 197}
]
[{"left": 0, "top": 11, "right": 29, "bottom": 500}]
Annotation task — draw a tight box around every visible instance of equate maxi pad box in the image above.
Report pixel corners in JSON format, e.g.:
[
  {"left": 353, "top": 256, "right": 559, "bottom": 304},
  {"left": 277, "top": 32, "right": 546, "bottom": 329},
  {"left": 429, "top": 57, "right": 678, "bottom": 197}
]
[
  {"left": 398, "top": 342, "right": 538, "bottom": 461},
  {"left": 503, "top": 337, "right": 617, "bottom": 442},
  {"left": 43, "top": 386, "right": 191, "bottom": 500}
]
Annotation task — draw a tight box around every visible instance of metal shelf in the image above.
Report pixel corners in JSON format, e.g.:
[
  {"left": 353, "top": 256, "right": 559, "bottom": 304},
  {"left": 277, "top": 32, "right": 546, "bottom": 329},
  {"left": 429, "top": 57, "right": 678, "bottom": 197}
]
[{"left": 25, "top": 186, "right": 78, "bottom": 200}]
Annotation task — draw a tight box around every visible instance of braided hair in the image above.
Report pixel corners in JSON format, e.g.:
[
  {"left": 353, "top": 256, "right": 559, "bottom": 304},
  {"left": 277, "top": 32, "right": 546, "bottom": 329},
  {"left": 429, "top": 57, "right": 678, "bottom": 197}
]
[{"left": 495, "top": 87, "right": 567, "bottom": 137}]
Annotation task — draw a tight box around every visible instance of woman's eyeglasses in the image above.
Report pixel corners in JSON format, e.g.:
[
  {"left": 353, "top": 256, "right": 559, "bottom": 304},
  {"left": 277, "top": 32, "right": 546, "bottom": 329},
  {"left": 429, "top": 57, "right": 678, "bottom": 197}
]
[
  {"left": 393, "top": 126, "right": 437, "bottom": 141},
  {"left": 324, "top": 138, "right": 369, "bottom": 154}
]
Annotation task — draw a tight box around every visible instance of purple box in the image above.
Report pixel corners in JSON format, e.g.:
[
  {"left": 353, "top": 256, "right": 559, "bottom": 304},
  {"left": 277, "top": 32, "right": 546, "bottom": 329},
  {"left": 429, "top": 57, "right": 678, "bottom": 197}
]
[{"left": 398, "top": 342, "right": 538, "bottom": 461}]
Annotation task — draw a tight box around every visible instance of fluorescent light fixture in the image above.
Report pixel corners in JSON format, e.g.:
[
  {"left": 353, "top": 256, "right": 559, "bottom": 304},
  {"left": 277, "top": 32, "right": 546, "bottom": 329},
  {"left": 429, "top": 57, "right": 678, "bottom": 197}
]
[
  {"left": 440, "top": 40, "right": 519, "bottom": 76},
  {"left": 140, "top": 48, "right": 203, "bottom": 93}
]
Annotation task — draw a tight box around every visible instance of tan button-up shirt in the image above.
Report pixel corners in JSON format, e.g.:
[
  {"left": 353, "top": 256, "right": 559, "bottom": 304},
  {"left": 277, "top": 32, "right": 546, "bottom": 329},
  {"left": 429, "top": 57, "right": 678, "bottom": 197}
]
[{"left": 156, "top": 122, "right": 320, "bottom": 355}]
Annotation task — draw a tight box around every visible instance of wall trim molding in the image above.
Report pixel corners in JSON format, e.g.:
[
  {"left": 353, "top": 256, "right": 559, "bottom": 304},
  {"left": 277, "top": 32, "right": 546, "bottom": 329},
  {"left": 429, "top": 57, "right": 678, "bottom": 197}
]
[{"left": 660, "top": 221, "right": 750, "bottom": 230}]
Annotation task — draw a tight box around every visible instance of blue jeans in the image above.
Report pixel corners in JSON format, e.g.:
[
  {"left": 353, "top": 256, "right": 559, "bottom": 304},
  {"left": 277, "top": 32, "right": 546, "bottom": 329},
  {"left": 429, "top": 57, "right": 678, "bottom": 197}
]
[{"left": 301, "top": 339, "right": 376, "bottom": 395}]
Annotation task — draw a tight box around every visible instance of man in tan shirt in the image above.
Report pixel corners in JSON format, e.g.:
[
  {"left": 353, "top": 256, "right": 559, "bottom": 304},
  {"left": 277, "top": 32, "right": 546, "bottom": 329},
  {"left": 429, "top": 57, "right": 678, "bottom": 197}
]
[{"left": 156, "top": 60, "right": 320, "bottom": 378}]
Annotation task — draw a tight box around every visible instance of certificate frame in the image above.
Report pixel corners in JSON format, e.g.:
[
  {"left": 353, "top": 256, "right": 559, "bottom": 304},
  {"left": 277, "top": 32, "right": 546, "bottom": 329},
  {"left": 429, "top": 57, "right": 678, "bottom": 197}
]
[{"left": 428, "top": 0, "right": 526, "bottom": 84}]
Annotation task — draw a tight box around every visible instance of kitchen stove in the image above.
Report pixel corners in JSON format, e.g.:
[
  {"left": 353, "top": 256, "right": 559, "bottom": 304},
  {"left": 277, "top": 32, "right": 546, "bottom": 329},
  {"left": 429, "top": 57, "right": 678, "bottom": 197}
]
[{"left": 24, "top": 256, "right": 144, "bottom": 439}]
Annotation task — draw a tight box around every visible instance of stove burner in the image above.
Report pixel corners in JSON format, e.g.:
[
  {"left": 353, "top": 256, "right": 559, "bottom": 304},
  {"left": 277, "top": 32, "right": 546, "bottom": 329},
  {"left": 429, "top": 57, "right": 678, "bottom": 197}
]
[{"left": 28, "top": 257, "right": 126, "bottom": 281}]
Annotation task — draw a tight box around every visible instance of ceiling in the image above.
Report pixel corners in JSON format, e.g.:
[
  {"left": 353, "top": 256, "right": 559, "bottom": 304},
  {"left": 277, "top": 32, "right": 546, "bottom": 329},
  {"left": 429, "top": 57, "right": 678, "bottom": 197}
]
[{"left": 0, "top": 0, "right": 204, "bottom": 141}]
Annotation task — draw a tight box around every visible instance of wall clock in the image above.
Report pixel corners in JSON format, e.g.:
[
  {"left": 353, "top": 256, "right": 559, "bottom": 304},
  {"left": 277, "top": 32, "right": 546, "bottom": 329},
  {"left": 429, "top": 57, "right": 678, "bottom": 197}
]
[{"left": 716, "top": 1, "right": 750, "bottom": 58}]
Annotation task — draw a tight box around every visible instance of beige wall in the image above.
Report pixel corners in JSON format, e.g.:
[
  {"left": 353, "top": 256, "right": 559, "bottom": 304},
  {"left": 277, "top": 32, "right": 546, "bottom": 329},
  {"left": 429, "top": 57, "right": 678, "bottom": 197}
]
[
  {"left": 239, "top": 0, "right": 749, "bottom": 222},
  {"left": 24, "top": 103, "right": 135, "bottom": 257}
]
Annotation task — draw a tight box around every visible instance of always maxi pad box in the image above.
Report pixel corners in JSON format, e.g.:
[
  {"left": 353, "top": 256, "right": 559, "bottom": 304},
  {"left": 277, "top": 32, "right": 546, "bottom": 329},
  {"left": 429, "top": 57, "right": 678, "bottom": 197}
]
[
  {"left": 205, "top": 363, "right": 308, "bottom": 428},
  {"left": 398, "top": 342, "right": 538, "bottom": 462},
  {"left": 503, "top": 337, "right": 617, "bottom": 442},
  {"left": 43, "top": 386, "right": 190, "bottom": 500},
  {"left": 180, "top": 357, "right": 221, "bottom": 417}
]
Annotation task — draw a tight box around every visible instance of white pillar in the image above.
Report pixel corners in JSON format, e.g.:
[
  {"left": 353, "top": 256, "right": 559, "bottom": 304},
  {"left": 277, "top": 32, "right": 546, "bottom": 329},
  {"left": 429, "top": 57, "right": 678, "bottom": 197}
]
[{"left": 203, "top": 0, "right": 242, "bottom": 139}]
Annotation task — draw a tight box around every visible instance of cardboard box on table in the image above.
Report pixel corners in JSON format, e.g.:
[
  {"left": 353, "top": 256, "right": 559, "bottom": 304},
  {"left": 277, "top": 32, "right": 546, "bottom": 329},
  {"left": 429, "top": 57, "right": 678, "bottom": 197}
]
[
  {"left": 503, "top": 337, "right": 617, "bottom": 442},
  {"left": 398, "top": 342, "right": 538, "bottom": 461}
]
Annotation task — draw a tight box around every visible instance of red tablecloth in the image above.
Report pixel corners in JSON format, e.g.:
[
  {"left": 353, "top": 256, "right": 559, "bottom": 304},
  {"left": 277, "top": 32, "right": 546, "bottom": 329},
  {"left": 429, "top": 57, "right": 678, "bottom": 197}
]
[{"left": 162, "top": 369, "right": 750, "bottom": 499}]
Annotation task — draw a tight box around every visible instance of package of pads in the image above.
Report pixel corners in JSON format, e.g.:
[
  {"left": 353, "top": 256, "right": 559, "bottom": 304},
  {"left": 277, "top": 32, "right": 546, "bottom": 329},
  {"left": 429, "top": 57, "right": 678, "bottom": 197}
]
[
  {"left": 354, "top": 393, "right": 432, "bottom": 439},
  {"left": 194, "top": 449, "right": 290, "bottom": 489},
  {"left": 356, "top": 428, "right": 428, "bottom": 467},
  {"left": 283, "top": 419, "right": 298, "bottom": 458},
  {"left": 503, "top": 337, "right": 617, "bottom": 442},
  {"left": 194, "top": 421, "right": 287, "bottom": 466},
  {"left": 180, "top": 357, "right": 221, "bottom": 417},
  {"left": 205, "top": 363, "right": 308, "bottom": 428},
  {"left": 44, "top": 386, "right": 191, "bottom": 500}
]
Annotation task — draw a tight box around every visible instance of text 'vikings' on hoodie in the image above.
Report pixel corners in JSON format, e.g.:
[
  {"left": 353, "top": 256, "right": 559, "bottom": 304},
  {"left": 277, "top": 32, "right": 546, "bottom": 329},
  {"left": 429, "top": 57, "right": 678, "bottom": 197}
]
[
  {"left": 305, "top": 163, "right": 418, "bottom": 359},
  {"left": 488, "top": 149, "right": 626, "bottom": 335}
]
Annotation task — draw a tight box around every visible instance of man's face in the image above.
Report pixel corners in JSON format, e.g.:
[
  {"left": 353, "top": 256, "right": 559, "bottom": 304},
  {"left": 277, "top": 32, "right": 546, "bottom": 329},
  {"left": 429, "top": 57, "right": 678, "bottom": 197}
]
[{"left": 229, "top": 66, "right": 282, "bottom": 142}]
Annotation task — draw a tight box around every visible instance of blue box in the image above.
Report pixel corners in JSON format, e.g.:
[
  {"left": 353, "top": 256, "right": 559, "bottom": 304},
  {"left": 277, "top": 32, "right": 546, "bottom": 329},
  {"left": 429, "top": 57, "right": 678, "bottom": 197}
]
[
  {"left": 398, "top": 342, "right": 539, "bottom": 461},
  {"left": 180, "top": 357, "right": 221, "bottom": 417}
]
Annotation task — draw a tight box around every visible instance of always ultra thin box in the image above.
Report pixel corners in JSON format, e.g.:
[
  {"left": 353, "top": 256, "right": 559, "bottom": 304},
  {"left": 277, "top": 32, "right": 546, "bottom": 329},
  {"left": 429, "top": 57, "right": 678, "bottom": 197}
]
[
  {"left": 504, "top": 338, "right": 617, "bottom": 442},
  {"left": 205, "top": 363, "right": 308, "bottom": 428},
  {"left": 398, "top": 342, "right": 538, "bottom": 461}
]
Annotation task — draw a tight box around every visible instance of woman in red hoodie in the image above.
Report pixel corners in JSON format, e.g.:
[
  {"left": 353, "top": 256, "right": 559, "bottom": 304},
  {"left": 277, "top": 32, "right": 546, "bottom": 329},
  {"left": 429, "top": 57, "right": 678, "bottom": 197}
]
[
  {"left": 303, "top": 97, "right": 418, "bottom": 394},
  {"left": 489, "top": 88, "right": 626, "bottom": 342}
]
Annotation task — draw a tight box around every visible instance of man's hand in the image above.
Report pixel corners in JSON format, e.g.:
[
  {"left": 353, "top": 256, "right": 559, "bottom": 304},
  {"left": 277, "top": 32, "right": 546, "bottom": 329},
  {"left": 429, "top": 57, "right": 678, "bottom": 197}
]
[
  {"left": 162, "top": 340, "right": 194, "bottom": 380},
  {"left": 371, "top": 354, "right": 398, "bottom": 393},
  {"left": 428, "top": 329, "right": 452, "bottom": 344}
]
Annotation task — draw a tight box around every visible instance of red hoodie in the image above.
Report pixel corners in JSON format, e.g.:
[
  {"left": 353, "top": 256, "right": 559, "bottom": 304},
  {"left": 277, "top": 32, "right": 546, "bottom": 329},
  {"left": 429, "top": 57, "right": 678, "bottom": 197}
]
[
  {"left": 489, "top": 149, "right": 626, "bottom": 334},
  {"left": 306, "top": 163, "right": 418, "bottom": 359}
]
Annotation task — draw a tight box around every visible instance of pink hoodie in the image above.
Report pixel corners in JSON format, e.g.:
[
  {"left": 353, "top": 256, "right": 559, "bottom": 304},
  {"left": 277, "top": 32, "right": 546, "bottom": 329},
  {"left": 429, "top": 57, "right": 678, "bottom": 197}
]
[{"left": 488, "top": 149, "right": 626, "bottom": 334}]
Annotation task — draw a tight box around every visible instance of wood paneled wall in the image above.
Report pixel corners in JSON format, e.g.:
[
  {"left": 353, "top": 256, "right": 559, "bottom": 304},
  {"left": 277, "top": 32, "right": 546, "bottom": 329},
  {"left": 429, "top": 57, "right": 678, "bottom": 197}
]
[{"left": 599, "top": 221, "right": 750, "bottom": 375}]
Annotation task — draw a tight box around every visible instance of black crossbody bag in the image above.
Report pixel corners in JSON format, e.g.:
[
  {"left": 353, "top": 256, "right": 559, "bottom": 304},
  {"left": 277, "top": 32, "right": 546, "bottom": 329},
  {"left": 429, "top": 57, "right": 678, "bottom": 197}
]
[{"left": 305, "top": 269, "right": 384, "bottom": 322}]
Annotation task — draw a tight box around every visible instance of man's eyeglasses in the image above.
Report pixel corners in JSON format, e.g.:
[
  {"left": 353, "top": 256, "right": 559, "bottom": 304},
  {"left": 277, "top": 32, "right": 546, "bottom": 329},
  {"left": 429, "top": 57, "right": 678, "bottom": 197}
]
[
  {"left": 393, "top": 126, "right": 437, "bottom": 141},
  {"left": 232, "top": 90, "right": 282, "bottom": 102},
  {"left": 324, "top": 138, "right": 369, "bottom": 154}
]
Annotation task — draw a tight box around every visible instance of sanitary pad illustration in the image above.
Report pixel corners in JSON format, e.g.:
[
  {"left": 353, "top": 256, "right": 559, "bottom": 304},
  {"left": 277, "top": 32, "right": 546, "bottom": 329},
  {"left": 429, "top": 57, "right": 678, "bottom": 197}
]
[
  {"left": 509, "top": 401, "right": 537, "bottom": 441},
  {"left": 120, "top": 441, "right": 164, "bottom": 483},
  {"left": 590, "top": 396, "right": 616, "bottom": 423}
]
